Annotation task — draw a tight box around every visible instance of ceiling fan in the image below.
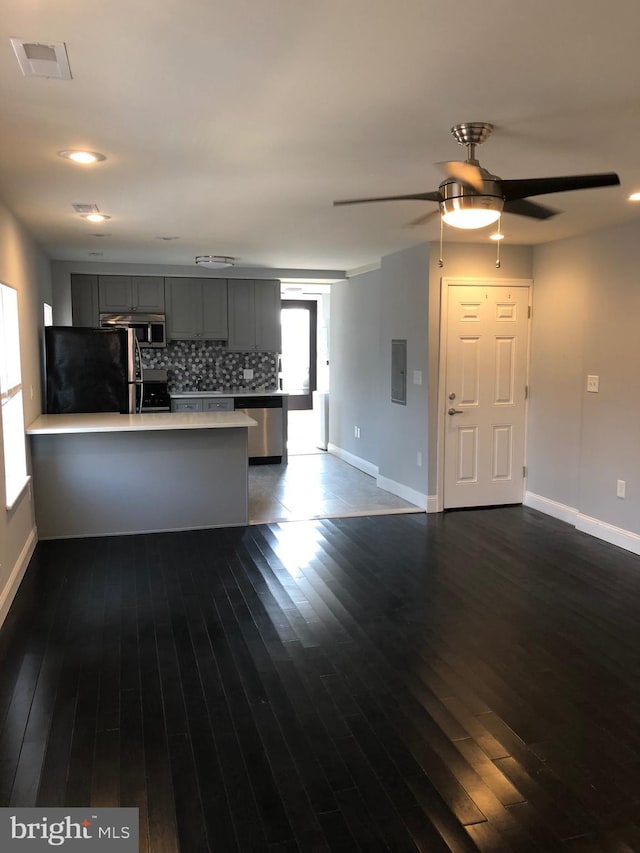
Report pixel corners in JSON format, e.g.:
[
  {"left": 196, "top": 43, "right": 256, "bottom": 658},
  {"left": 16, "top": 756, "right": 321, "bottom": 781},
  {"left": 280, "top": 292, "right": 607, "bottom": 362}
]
[{"left": 333, "top": 122, "right": 620, "bottom": 230}]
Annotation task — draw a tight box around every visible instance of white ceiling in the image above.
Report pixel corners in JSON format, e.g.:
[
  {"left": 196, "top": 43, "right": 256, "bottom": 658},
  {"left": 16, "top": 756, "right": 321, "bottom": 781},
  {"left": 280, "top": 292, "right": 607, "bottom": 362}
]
[{"left": 1, "top": 0, "right": 639, "bottom": 274}]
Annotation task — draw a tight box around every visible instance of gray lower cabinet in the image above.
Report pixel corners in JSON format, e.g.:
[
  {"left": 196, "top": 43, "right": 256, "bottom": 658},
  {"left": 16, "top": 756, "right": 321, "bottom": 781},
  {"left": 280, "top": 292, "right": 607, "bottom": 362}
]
[
  {"left": 171, "top": 399, "right": 202, "bottom": 413},
  {"left": 227, "top": 279, "right": 281, "bottom": 351},
  {"left": 203, "top": 398, "right": 234, "bottom": 412},
  {"left": 165, "top": 277, "right": 228, "bottom": 340},
  {"left": 171, "top": 397, "right": 234, "bottom": 413},
  {"left": 98, "top": 275, "right": 165, "bottom": 313},
  {"left": 70, "top": 274, "right": 99, "bottom": 326}
]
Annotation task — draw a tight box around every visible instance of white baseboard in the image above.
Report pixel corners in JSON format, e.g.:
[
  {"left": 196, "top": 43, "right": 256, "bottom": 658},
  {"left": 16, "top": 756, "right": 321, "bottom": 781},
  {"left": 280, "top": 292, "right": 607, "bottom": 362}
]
[
  {"left": 328, "top": 444, "right": 378, "bottom": 478},
  {"left": 0, "top": 526, "right": 37, "bottom": 629},
  {"left": 524, "top": 491, "right": 578, "bottom": 525},
  {"left": 426, "top": 495, "right": 439, "bottom": 514},
  {"left": 525, "top": 491, "right": 640, "bottom": 556},
  {"left": 575, "top": 513, "right": 640, "bottom": 557},
  {"left": 376, "top": 475, "right": 428, "bottom": 511},
  {"left": 327, "top": 445, "right": 428, "bottom": 511}
]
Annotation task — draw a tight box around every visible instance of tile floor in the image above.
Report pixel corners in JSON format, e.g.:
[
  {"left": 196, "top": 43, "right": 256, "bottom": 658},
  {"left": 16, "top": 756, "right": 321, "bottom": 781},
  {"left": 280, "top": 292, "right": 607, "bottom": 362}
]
[{"left": 248, "top": 409, "right": 423, "bottom": 523}]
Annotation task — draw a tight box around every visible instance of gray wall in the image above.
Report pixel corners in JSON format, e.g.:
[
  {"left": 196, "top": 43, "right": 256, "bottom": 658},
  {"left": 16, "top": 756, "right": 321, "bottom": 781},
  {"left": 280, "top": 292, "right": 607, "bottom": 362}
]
[
  {"left": 329, "top": 268, "right": 382, "bottom": 469},
  {"left": 330, "top": 242, "right": 430, "bottom": 501},
  {"left": 528, "top": 219, "right": 640, "bottom": 534},
  {"left": 0, "top": 200, "right": 52, "bottom": 624},
  {"left": 377, "top": 243, "right": 430, "bottom": 495}
]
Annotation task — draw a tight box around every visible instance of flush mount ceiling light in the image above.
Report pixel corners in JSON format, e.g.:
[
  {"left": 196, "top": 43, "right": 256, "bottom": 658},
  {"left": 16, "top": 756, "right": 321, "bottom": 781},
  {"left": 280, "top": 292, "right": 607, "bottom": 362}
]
[
  {"left": 59, "top": 149, "right": 106, "bottom": 164},
  {"left": 195, "top": 255, "right": 234, "bottom": 269}
]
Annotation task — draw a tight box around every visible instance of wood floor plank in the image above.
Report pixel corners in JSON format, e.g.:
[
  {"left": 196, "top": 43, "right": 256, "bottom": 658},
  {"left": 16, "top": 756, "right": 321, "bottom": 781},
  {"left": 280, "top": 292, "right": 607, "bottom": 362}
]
[{"left": 3, "top": 508, "right": 640, "bottom": 850}]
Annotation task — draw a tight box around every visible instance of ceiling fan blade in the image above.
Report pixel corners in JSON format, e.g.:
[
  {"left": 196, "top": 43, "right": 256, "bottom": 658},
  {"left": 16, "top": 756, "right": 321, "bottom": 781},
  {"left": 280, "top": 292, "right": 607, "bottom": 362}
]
[
  {"left": 501, "top": 173, "right": 620, "bottom": 201},
  {"left": 503, "top": 198, "right": 558, "bottom": 220},
  {"left": 436, "top": 160, "right": 484, "bottom": 192},
  {"left": 333, "top": 190, "right": 441, "bottom": 206},
  {"left": 406, "top": 209, "right": 440, "bottom": 227}
]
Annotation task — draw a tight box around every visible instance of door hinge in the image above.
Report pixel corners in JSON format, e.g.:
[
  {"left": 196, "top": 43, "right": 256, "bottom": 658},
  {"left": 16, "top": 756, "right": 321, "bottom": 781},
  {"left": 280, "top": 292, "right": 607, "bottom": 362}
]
[
  {"left": 528, "top": 305, "right": 532, "bottom": 319},
  {"left": 523, "top": 465, "right": 527, "bottom": 478},
  {"left": 525, "top": 384, "right": 529, "bottom": 400}
]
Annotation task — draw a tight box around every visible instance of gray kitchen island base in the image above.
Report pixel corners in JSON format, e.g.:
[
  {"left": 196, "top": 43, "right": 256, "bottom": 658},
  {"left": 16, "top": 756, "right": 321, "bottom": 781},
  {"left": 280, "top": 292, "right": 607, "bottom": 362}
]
[{"left": 30, "top": 426, "right": 250, "bottom": 538}]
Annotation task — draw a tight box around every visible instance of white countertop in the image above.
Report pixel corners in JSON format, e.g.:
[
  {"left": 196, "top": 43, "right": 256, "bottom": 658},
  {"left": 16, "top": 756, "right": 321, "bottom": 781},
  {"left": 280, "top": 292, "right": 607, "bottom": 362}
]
[
  {"left": 27, "top": 411, "right": 257, "bottom": 435},
  {"left": 170, "top": 390, "right": 287, "bottom": 399}
]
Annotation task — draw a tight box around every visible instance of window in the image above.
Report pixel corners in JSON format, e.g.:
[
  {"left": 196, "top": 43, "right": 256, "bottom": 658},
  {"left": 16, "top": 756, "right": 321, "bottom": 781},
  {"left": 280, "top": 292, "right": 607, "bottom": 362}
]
[{"left": 0, "top": 283, "right": 28, "bottom": 509}]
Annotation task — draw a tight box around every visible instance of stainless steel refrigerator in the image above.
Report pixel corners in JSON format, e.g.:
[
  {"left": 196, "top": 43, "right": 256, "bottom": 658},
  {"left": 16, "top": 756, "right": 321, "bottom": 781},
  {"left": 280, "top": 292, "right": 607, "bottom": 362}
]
[{"left": 45, "top": 326, "right": 142, "bottom": 414}]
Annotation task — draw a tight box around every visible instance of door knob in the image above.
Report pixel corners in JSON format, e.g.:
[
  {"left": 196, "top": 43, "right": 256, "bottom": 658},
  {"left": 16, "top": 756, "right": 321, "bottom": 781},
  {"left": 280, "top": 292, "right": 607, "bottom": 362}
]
[{"left": 448, "top": 407, "right": 464, "bottom": 415}]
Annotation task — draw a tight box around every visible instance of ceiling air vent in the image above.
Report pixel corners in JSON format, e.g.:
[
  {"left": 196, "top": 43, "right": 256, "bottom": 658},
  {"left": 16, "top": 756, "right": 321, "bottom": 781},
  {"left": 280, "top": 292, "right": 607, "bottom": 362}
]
[
  {"left": 10, "top": 39, "right": 72, "bottom": 79},
  {"left": 72, "top": 203, "right": 100, "bottom": 215}
]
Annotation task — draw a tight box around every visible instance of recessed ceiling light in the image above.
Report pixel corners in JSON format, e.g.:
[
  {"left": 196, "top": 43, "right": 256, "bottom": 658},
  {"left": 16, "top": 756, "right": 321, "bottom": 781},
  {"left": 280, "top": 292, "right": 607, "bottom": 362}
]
[
  {"left": 628, "top": 192, "right": 640, "bottom": 202},
  {"left": 59, "top": 150, "right": 106, "bottom": 164},
  {"left": 82, "top": 213, "right": 111, "bottom": 223},
  {"left": 195, "top": 255, "right": 235, "bottom": 269}
]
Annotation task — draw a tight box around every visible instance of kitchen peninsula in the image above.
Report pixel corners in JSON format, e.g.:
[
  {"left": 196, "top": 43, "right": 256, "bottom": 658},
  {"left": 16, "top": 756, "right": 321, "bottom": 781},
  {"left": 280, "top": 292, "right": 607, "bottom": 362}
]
[{"left": 27, "top": 411, "right": 256, "bottom": 538}]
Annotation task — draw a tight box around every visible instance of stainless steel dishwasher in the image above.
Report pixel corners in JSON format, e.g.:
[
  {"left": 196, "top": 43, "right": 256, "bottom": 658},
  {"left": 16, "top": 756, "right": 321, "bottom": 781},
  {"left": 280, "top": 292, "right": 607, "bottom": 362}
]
[{"left": 234, "top": 395, "right": 284, "bottom": 464}]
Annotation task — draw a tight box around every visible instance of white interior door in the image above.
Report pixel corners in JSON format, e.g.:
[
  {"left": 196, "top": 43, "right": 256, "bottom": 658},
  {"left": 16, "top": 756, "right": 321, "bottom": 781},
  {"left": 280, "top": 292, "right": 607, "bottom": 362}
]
[{"left": 443, "top": 284, "right": 530, "bottom": 509}]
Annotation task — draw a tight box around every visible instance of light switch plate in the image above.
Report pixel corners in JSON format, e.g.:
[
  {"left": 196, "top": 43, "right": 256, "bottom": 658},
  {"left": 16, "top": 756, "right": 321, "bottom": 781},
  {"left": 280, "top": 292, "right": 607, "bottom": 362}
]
[
  {"left": 413, "top": 370, "right": 422, "bottom": 385},
  {"left": 587, "top": 375, "right": 599, "bottom": 393}
]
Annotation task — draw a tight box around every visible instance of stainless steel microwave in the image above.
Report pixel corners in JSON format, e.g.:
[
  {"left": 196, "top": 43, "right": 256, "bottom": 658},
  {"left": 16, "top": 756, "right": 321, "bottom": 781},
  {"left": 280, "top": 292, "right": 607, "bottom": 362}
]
[{"left": 99, "top": 312, "right": 166, "bottom": 348}]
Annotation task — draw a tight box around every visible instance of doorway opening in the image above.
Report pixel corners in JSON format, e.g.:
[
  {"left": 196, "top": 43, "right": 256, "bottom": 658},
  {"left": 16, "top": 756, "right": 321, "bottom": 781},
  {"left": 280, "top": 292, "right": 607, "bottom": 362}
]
[
  {"left": 280, "top": 300, "right": 317, "bottom": 410},
  {"left": 280, "top": 296, "right": 326, "bottom": 456}
]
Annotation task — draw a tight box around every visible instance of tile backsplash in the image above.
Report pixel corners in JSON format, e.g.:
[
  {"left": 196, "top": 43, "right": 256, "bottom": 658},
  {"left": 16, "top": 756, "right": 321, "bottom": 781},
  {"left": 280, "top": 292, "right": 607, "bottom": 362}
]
[{"left": 141, "top": 341, "right": 278, "bottom": 392}]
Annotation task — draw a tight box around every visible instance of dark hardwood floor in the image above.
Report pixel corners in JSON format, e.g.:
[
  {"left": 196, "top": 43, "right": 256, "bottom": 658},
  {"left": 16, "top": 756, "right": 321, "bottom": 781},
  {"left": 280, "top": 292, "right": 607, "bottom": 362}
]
[{"left": 2, "top": 507, "right": 640, "bottom": 851}]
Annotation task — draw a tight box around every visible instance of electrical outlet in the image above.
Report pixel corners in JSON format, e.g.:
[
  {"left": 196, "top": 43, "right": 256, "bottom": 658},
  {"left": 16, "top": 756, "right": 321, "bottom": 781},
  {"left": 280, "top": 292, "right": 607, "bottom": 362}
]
[
  {"left": 587, "top": 375, "right": 599, "bottom": 393},
  {"left": 617, "top": 479, "right": 626, "bottom": 499},
  {"left": 243, "top": 368, "right": 254, "bottom": 380}
]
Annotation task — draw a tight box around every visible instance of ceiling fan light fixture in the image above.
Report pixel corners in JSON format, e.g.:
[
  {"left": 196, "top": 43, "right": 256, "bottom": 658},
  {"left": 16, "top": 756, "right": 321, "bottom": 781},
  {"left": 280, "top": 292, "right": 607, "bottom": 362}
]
[
  {"left": 195, "top": 255, "right": 234, "bottom": 269},
  {"left": 439, "top": 178, "right": 503, "bottom": 230},
  {"left": 441, "top": 204, "right": 502, "bottom": 229}
]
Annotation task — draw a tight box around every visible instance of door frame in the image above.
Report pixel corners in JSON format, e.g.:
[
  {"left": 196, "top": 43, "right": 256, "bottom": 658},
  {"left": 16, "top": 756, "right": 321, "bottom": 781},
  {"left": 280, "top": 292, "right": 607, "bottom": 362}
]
[
  {"left": 280, "top": 298, "right": 318, "bottom": 410},
  {"left": 435, "top": 276, "right": 533, "bottom": 512}
]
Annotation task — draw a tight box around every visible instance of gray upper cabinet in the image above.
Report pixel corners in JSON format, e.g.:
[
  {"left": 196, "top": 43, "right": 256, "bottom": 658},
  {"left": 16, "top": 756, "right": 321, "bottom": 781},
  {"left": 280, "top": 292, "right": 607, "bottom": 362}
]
[
  {"left": 227, "top": 279, "right": 281, "bottom": 351},
  {"left": 70, "top": 274, "right": 99, "bottom": 326},
  {"left": 98, "top": 276, "right": 165, "bottom": 313},
  {"left": 165, "top": 277, "right": 228, "bottom": 340}
]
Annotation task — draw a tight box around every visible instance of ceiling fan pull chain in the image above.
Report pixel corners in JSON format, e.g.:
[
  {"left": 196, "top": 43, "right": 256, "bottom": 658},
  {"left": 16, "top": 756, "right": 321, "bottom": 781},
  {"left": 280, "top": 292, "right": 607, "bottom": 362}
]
[
  {"left": 495, "top": 216, "right": 501, "bottom": 269},
  {"left": 438, "top": 213, "right": 444, "bottom": 268}
]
